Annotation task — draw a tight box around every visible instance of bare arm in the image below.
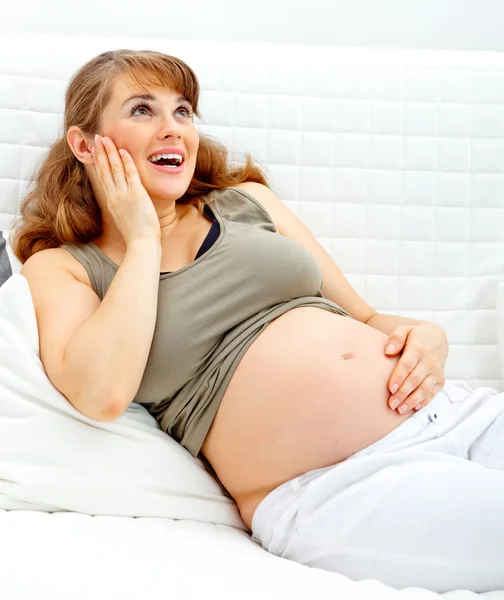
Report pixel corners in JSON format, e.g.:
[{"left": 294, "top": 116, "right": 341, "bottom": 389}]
[
  {"left": 63, "top": 238, "right": 162, "bottom": 420},
  {"left": 365, "top": 313, "right": 424, "bottom": 334},
  {"left": 22, "top": 237, "right": 162, "bottom": 422},
  {"left": 61, "top": 134, "right": 163, "bottom": 420}
]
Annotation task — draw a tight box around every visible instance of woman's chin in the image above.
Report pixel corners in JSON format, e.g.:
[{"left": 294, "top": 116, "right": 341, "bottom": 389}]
[{"left": 146, "top": 181, "right": 191, "bottom": 202}]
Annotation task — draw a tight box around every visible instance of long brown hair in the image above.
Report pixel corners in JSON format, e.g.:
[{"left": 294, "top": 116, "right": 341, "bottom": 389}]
[{"left": 10, "top": 49, "right": 269, "bottom": 263}]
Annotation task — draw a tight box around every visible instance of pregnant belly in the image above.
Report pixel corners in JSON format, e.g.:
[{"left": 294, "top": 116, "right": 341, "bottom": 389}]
[{"left": 201, "top": 307, "right": 412, "bottom": 529}]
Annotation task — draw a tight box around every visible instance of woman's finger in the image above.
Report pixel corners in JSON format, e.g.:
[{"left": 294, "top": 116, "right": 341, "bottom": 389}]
[
  {"left": 388, "top": 356, "right": 424, "bottom": 409},
  {"left": 93, "top": 135, "right": 116, "bottom": 197},
  {"left": 395, "top": 373, "right": 440, "bottom": 414},
  {"left": 101, "top": 137, "right": 128, "bottom": 195},
  {"left": 118, "top": 148, "right": 142, "bottom": 188},
  {"left": 385, "top": 325, "right": 413, "bottom": 356},
  {"left": 388, "top": 349, "right": 420, "bottom": 399}
]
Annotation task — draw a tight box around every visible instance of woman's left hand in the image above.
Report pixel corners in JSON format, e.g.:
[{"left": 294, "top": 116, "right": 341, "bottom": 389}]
[{"left": 385, "top": 322, "right": 449, "bottom": 415}]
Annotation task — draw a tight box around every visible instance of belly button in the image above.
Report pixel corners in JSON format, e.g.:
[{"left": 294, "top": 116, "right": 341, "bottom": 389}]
[{"left": 341, "top": 351, "right": 355, "bottom": 360}]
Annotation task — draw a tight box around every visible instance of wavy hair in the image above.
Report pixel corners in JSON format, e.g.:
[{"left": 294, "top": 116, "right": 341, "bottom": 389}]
[{"left": 10, "top": 49, "right": 269, "bottom": 263}]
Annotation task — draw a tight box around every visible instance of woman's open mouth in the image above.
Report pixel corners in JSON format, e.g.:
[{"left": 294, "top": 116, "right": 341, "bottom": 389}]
[{"left": 147, "top": 152, "right": 185, "bottom": 174}]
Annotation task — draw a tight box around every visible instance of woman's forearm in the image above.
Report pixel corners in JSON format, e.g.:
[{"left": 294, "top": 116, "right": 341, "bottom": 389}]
[
  {"left": 63, "top": 237, "right": 162, "bottom": 421},
  {"left": 365, "top": 313, "right": 427, "bottom": 335}
]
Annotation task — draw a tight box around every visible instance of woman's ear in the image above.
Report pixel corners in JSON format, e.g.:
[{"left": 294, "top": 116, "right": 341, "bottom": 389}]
[{"left": 66, "top": 126, "right": 94, "bottom": 165}]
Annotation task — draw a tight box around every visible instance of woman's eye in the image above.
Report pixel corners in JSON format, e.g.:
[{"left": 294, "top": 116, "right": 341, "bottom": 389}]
[
  {"left": 130, "top": 102, "right": 152, "bottom": 116},
  {"left": 130, "top": 102, "right": 193, "bottom": 119},
  {"left": 176, "top": 106, "right": 193, "bottom": 118}
]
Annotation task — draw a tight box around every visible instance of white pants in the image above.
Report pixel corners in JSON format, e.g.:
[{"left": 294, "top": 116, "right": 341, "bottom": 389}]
[{"left": 251, "top": 381, "right": 504, "bottom": 593}]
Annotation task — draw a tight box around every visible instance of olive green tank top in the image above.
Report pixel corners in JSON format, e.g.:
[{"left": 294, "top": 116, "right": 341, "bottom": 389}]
[{"left": 61, "top": 187, "right": 350, "bottom": 480}]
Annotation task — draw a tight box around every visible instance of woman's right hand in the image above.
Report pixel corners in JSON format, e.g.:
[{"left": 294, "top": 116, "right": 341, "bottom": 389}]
[{"left": 92, "top": 134, "right": 161, "bottom": 246}]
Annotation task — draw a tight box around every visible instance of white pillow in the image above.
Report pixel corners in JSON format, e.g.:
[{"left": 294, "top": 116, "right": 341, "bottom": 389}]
[{"left": 0, "top": 274, "right": 246, "bottom": 530}]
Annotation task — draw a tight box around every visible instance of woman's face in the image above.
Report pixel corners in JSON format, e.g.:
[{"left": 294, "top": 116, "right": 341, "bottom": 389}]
[{"left": 97, "top": 75, "right": 199, "bottom": 204}]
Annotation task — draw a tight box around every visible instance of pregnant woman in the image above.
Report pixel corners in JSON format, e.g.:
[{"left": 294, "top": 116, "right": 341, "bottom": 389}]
[{"left": 11, "top": 49, "right": 504, "bottom": 592}]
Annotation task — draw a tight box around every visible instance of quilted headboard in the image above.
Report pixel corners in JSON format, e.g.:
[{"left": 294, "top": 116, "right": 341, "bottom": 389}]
[{"left": 1, "top": 32, "right": 503, "bottom": 391}]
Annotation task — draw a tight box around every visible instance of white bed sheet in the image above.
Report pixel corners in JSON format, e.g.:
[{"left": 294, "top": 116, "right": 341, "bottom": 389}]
[{"left": 2, "top": 510, "right": 503, "bottom": 600}]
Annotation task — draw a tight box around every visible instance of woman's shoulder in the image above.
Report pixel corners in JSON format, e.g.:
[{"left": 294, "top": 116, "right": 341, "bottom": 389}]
[
  {"left": 22, "top": 245, "right": 93, "bottom": 290},
  {"left": 207, "top": 184, "right": 278, "bottom": 232}
]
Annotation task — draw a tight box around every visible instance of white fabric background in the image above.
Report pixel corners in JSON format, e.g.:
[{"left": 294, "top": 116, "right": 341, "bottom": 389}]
[{"left": 1, "top": 0, "right": 503, "bottom": 51}]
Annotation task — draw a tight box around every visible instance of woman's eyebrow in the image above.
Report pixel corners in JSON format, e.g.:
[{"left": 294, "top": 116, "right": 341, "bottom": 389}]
[{"left": 121, "top": 93, "right": 189, "bottom": 108}]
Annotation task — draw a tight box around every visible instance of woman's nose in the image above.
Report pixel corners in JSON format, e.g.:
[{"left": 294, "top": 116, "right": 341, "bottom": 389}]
[{"left": 158, "top": 115, "right": 182, "bottom": 140}]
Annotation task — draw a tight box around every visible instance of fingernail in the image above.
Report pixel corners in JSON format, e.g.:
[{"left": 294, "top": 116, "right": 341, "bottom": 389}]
[
  {"left": 390, "top": 398, "right": 400, "bottom": 410},
  {"left": 398, "top": 404, "right": 408, "bottom": 414},
  {"left": 386, "top": 344, "right": 395, "bottom": 354},
  {"left": 391, "top": 383, "right": 398, "bottom": 394}
]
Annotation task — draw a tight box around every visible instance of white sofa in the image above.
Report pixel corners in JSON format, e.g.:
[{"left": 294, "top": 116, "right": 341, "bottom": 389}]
[{"left": 0, "top": 31, "right": 503, "bottom": 599}]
